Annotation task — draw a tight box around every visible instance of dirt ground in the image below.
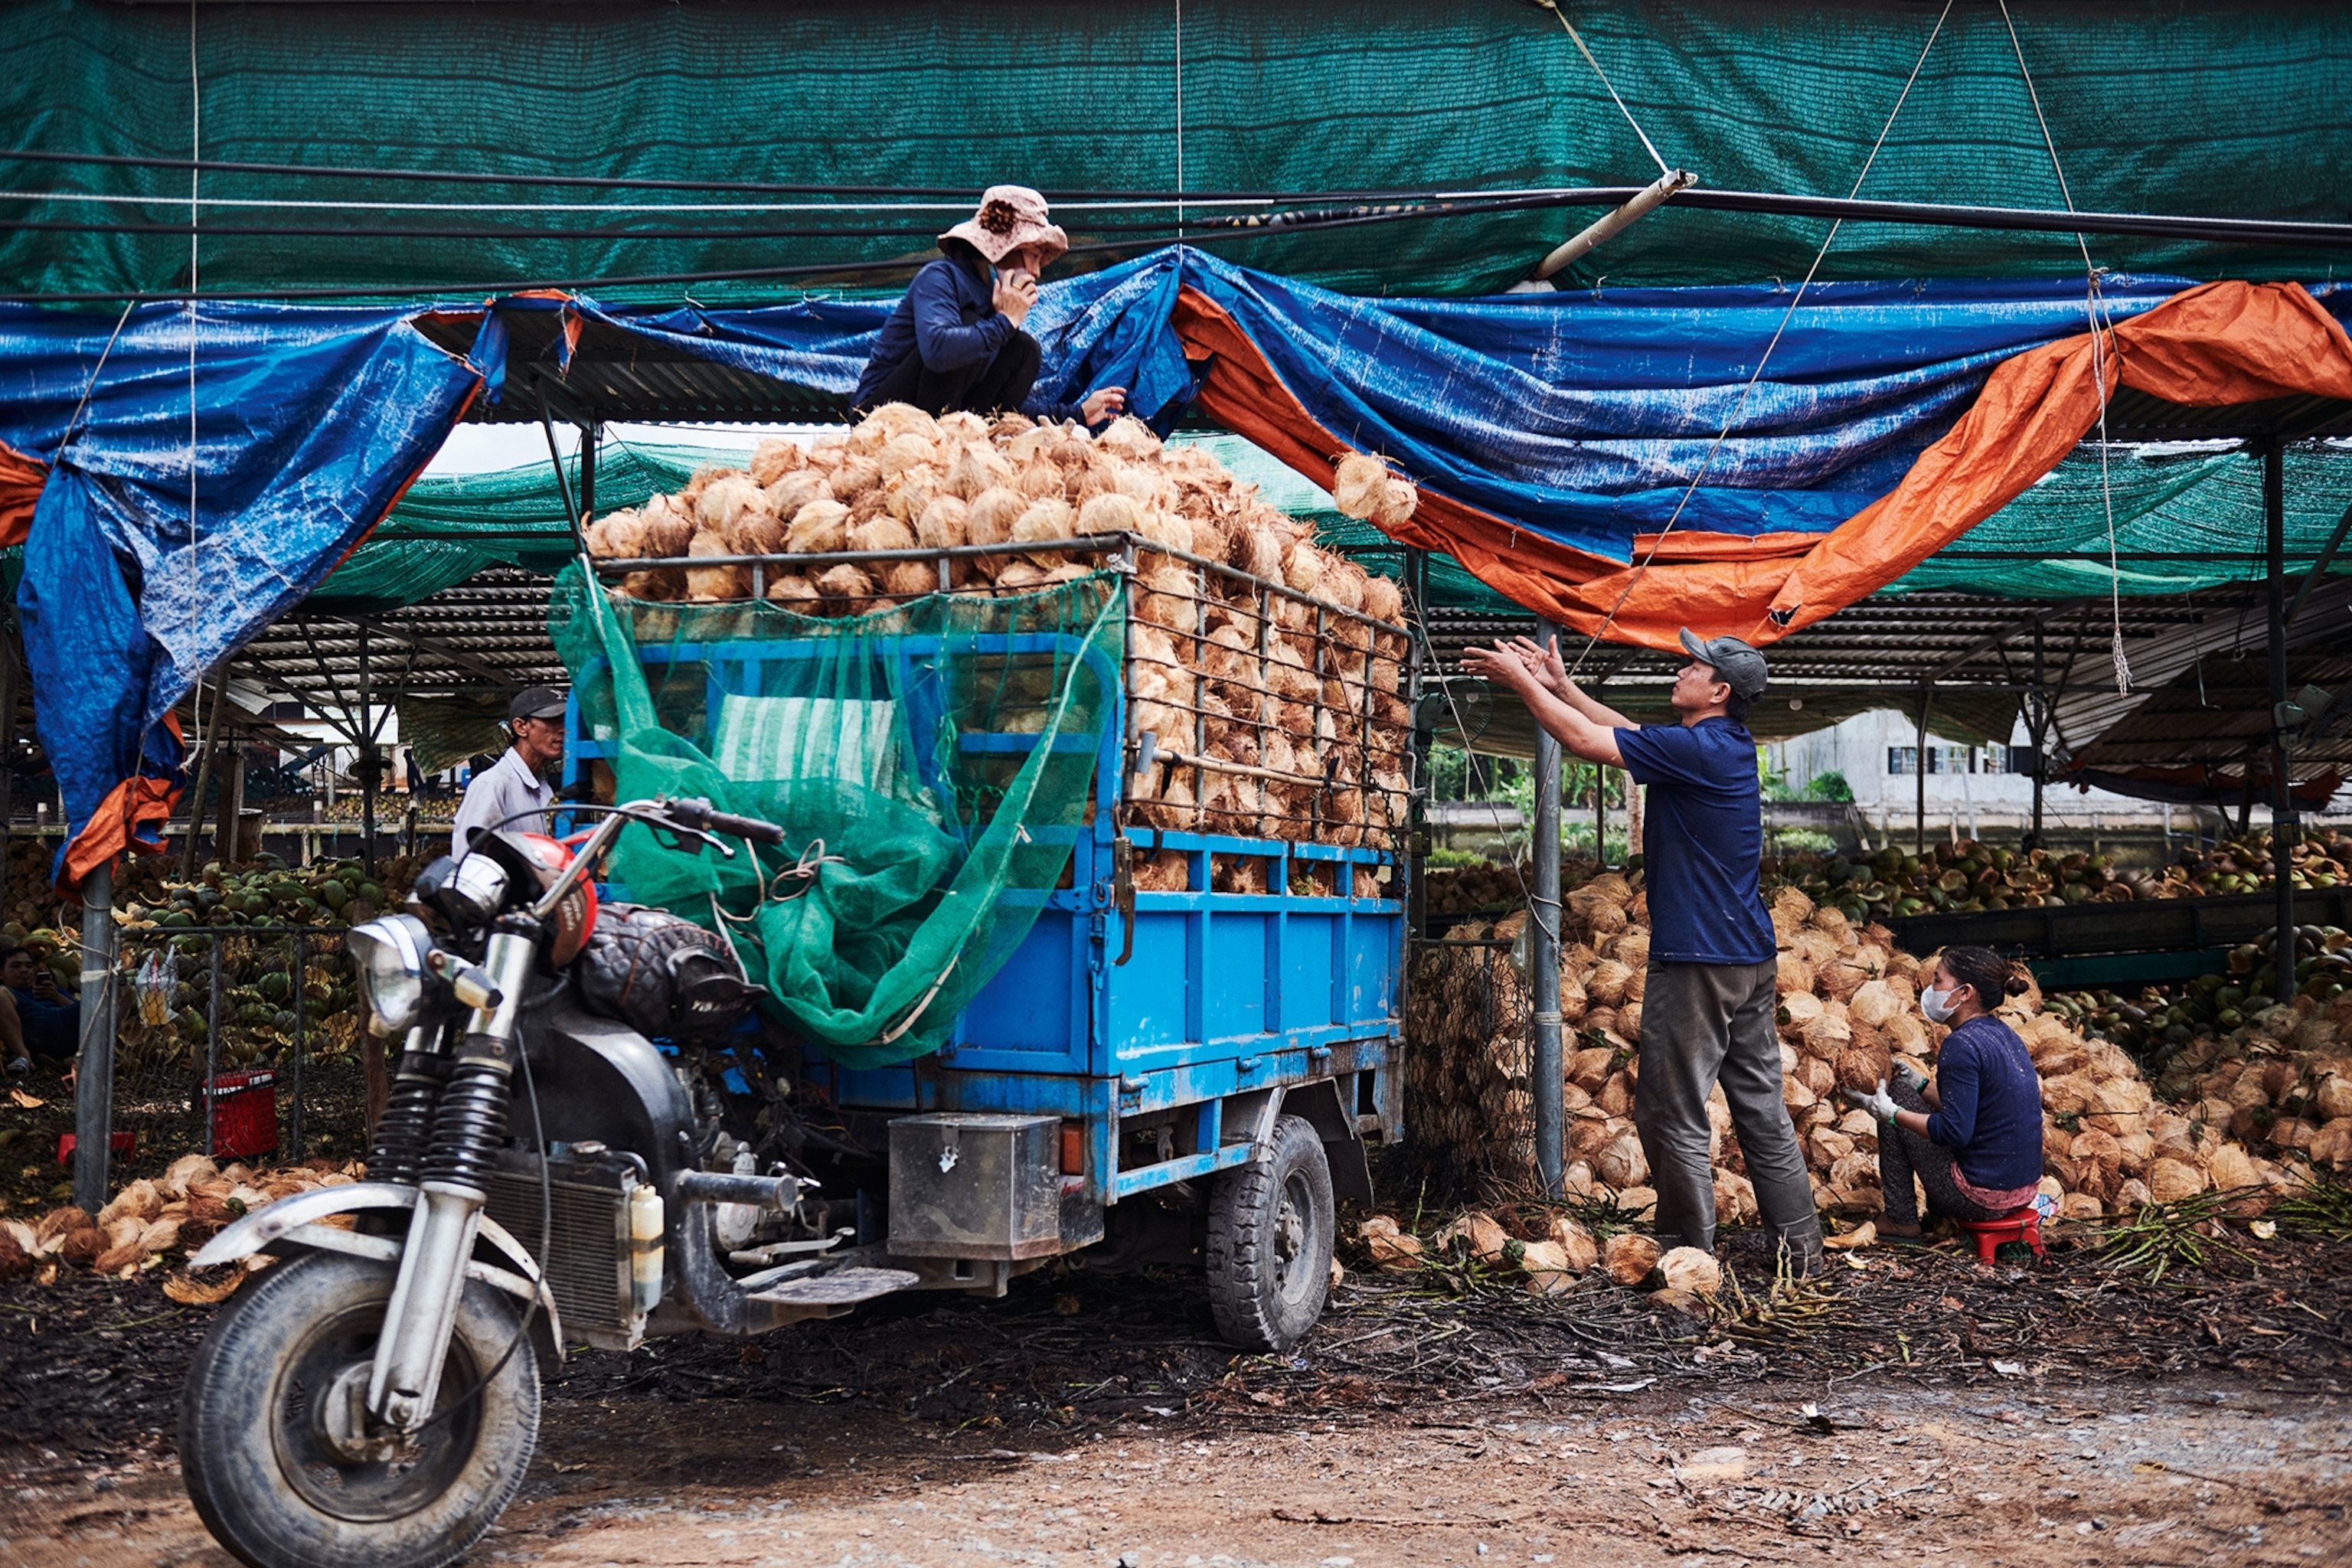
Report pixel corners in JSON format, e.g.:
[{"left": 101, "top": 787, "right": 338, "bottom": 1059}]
[{"left": 5, "top": 1224, "right": 2350, "bottom": 1568}]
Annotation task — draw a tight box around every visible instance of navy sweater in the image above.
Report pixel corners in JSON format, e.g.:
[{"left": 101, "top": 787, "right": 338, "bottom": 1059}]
[
  {"left": 1924, "top": 1014, "right": 2046, "bottom": 1191},
  {"left": 851, "top": 248, "right": 1085, "bottom": 424}
]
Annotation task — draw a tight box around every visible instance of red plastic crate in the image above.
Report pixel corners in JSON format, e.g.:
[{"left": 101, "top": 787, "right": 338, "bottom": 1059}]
[
  {"left": 55, "top": 1131, "right": 139, "bottom": 1164},
  {"left": 204, "top": 1070, "right": 279, "bottom": 1161}
]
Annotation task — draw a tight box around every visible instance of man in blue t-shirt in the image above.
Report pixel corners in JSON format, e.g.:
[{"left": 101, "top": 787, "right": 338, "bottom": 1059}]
[{"left": 1465, "top": 628, "right": 1823, "bottom": 1275}]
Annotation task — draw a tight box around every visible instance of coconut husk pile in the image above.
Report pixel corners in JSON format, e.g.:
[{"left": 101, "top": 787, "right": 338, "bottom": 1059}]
[
  {"left": 0, "top": 1155, "right": 361, "bottom": 1292},
  {"left": 1406, "top": 877, "right": 2312, "bottom": 1226},
  {"left": 2151, "top": 995, "right": 2352, "bottom": 1174},
  {"left": 582, "top": 406, "right": 1418, "bottom": 864}
]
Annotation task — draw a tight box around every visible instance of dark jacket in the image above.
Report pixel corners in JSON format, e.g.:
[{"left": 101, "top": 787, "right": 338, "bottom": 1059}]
[
  {"left": 851, "top": 248, "right": 1084, "bottom": 423},
  {"left": 1924, "top": 1014, "right": 2046, "bottom": 1191},
  {"left": 10, "top": 983, "right": 78, "bottom": 1059}
]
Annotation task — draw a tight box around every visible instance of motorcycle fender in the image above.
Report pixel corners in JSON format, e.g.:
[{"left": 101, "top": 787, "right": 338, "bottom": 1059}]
[{"left": 186, "top": 1181, "right": 565, "bottom": 1364}]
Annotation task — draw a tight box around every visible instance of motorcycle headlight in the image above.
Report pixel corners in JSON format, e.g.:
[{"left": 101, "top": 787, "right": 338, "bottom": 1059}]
[{"left": 348, "top": 914, "right": 431, "bottom": 1039}]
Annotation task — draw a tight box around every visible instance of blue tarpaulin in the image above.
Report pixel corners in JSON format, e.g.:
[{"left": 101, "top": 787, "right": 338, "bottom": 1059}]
[
  {"left": 0, "top": 302, "right": 480, "bottom": 885},
  {"left": 512, "top": 250, "right": 2312, "bottom": 560},
  {"left": 6, "top": 249, "right": 2348, "bottom": 888}
]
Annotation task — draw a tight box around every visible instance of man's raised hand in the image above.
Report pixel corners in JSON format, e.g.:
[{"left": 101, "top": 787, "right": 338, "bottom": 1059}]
[
  {"left": 1081, "top": 387, "right": 1129, "bottom": 425},
  {"left": 1504, "top": 635, "right": 1570, "bottom": 698}
]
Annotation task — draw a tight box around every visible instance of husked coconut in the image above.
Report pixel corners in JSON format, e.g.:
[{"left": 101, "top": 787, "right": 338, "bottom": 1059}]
[
  {"left": 1331, "top": 452, "right": 1390, "bottom": 519},
  {"left": 1076, "top": 492, "right": 1144, "bottom": 537},
  {"left": 765, "top": 469, "right": 828, "bottom": 521},
  {"left": 880, "top": 560, "right": 937, "bottom": 600},
  {"left": 876, "top": 433, "right": 937, "bottom": 479},
  {"left": 848, "top": 514, "right": 918, "bottom": 554},
  {"left": 1372, "top": 477, "right": 1418, "bottom": 528},
  {"left": 1096, "top": 414, "right": 1161, "bottom": 459},
  {"left": 585, "top": 509, "right": 647, "bottom": 559},
  {"left": 965, "top": 485, "right": 1027, "bottom": 547},
  {"left": 1657, "top": 1246, "right": 1721, "bottom": 1296},
  {"left": 640, "top": 494, "right": 696, "bottom": 557},
  {"left": 814, "top": 563, "right": 874, "bottom": 614},
  {"left": 1012, "top": 498, "right": 1077, "bottom": 560},
  {"left": 942, "top": 443, "right": 1000, "bottom": 501},
  {"left": 828, "top": 455, "right": 884, "bottom": 501},
  {"left": 786, "top": 498, "right": 852, "bottom": 555},
  {"left": 684, "top": 532, "right": 749, "bottom": 601},
  {"left": 916, "top": 494, "right": 969, "bottom": 550},
  {"left": 696, "top": 472, "right": 764, "bottom": 533},
  {"left": 860, "top": 402, "right": 939, "bottom": 444},
  {"left": 765, "top": 573, "right": 821, "bottom": 611},
  {"left": 750, "top": 436, "right": 808, "bottom": 485},
  {"left": 721, "top": 500, "right": 786, "bottom": 557},
  {"left": 1603, "top": 1232, "right": 1662, "bottom": 1286}
]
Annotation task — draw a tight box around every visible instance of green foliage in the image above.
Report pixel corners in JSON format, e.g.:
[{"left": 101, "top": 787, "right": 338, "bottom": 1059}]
[{"left": 1804, "top": 771, "right": 1856, "bottom": 803}]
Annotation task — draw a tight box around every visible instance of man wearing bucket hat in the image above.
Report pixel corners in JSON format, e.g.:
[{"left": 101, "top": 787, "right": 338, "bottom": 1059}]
[
  {"left": 451, "top": 686, "right": 567, "bottom": 857},
  {"left": 853, "top": 185, "right": 1128, "bottom": 426},
  {"left": 1464, "top": 628, "right": 1824, "bottom": 1276}
]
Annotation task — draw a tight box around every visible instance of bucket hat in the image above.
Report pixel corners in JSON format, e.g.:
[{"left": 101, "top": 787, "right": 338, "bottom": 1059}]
[{"left": 940, "top": 185, "right": 1070, "bottom": 268}]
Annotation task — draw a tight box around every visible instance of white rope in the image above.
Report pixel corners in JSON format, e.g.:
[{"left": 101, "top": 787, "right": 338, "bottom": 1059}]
[
  {"left": 1535, "top": 1, "right": 1671, "bottom": 178},
  {"left": 1566, "top": 0, "right": 1954, "bottom": 675},
  {"left": 1997, "top": 0, "right": 2129, "bottom": 694},
  {"left": 185, "top": 2, "right": 204, "bottom": 756},
  {"left": 1174, "top": 0, "right": 1185, "bottom": 240}
]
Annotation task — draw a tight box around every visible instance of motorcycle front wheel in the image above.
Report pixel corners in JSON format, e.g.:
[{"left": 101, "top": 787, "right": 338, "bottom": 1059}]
[{"left": 179, "top": 1250, "right": 541, "bottom": 1568}]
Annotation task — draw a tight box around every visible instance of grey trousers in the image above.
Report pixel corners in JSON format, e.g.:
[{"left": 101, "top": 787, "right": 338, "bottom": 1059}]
[{"left": 1633, "top": 959, "right": 1824, "bottom": 1266}]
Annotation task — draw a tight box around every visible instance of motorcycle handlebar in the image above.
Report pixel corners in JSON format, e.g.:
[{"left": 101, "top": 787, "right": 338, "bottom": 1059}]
[{"left": 666, "top": 797, "right": 787, "bottom": 846}]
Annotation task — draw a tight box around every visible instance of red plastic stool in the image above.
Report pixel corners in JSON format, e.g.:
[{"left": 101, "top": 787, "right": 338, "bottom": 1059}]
[{"left": 1960, "top": 1206, "right": 2046, "bottom": 1265}]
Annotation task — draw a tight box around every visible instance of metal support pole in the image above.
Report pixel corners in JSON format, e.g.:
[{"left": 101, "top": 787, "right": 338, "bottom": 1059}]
[
  {"left": 1403, "top": 547, "right": 1429, "bottom": 940},
  {"left": 579, "top": 420, "right": 599, "bottom": 524},
  {"left": 203, "top": 933, "right": 223, "bottom": 1158},
  {"left": 1530, "top": 622, "right": 1565, "bottom": 1199},
  {"left": 359, "top": 622, "right": 377, "bottom": 875},
  {"left": 72, "top": 861, "right": 116, "bottom": 1213},
  {"left": 289, "top": 929, "right": 307, "bottom": 1160},
  {"left": 2265, "top": 438, "right": 2298, "bottom": 1006},
  {"left": 1913, "top": 687, "right": 1932, "bottom": 854},
  {"left": 215, "top": 736, "right": 245, "bottom": 862},
  {"left": 2028, "top": 626, "right": 2046, "bottom": 850}
]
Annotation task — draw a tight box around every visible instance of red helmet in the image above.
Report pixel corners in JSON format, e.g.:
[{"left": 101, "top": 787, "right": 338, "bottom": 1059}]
[{"left": 504, "top": 831, "right": 600, "bottom": 966}]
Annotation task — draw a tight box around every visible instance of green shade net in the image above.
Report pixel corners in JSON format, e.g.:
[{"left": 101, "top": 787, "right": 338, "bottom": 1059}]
[
  {"left": 548, "top": 562, "right": 1122, "bottom": 1068},
  {"left": 313, "top": 440, "right": 727, "bottom": 610},
  {"left": 10, "top": 0, "right": 2350, "bottom": 300},
  {"left": 1892, "top": 442, "right": 2352, "bottom": 599}
]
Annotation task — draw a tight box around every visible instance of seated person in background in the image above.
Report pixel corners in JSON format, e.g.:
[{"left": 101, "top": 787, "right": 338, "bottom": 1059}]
[
  {"left": 853, "top": 184, "right": 1126, "bottom": 426},
  {"left": 1845, "top": 944, "right": 2045, "bottom": 1237},
  {"left": 1, "top": 942, "right": 80, "bottom": 1076}
]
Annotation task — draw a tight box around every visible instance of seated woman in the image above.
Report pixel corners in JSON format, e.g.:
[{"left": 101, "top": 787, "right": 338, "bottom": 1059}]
[
  {"left": 852, "top": 184, "right": 1125, "bottom": 426},
  {"left": 0, "top": 942, "right": 80, "bottom": 1077},
  {"left": 1846, "top": 945, "right": 2045, "bottom": 1238}
]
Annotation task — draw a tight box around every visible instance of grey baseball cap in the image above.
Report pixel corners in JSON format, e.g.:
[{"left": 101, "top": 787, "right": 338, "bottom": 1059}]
[
  {"left": 508, "top": 685, "right": 568, "bottom": 724},
  {"left": 1678, "top": 628, "right": 1769, "bottom": 701}
]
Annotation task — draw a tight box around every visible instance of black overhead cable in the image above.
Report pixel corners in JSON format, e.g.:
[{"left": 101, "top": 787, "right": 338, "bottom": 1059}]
[{"left": 5, "top": 178, "right": 2352, "bottom": 305}]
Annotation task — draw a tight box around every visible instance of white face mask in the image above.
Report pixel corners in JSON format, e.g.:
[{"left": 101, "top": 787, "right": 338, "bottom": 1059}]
[{"left": 1920, "top": 984, "right": 1961, "bottom": 1023}]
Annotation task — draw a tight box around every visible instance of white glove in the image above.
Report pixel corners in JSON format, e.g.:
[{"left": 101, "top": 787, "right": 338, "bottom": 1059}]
[{"left": 1841, "top": 1077, "right": 1900, "bottom": 1125}]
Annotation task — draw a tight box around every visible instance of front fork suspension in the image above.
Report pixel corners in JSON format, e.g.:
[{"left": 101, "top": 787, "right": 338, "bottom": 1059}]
[{"left": 368, "top": 929, "right": 537, "bottom": 1429}]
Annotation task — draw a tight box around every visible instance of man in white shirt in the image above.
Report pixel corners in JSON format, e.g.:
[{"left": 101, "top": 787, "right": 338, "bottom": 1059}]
[{"left": 451, "top": 687, "right": 567, "bottom": 855}]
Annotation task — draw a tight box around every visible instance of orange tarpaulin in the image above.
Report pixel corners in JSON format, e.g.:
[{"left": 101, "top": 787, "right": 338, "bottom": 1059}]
[
  {"left": 1176, "top": 280, "right": 2352, "bottom": 648},
  {"left": 0, "top": 439, "right": 44, "bottom": 547}
]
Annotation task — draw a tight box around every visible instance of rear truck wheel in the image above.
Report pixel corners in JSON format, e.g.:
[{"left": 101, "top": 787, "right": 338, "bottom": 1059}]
[
  {"left": 1205, "top": 1112, "right": 1334, "bottom": 1351},
  {"left": 179, "top": 1250, "right": 541, "bottom": 1568}
]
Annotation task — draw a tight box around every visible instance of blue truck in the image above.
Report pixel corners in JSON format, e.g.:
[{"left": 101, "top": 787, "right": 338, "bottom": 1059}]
[{"left": 560, "top": 535, "right": 1413, "bottom": 1351}]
